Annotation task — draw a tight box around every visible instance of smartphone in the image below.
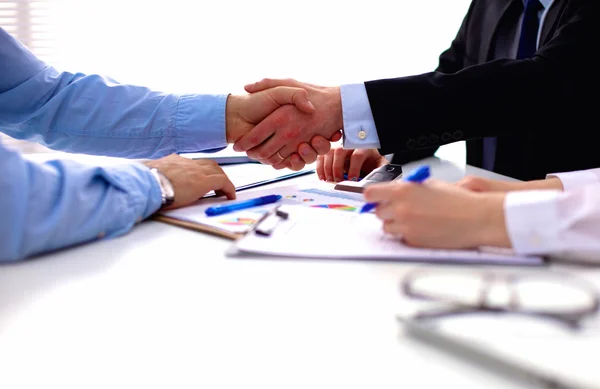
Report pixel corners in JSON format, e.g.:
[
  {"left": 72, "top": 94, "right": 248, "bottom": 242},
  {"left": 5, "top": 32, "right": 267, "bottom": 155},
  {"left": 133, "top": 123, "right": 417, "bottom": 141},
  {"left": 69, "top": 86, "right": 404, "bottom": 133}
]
[{"left": 334, "top": 164, "right": 403, "bottom": 193}]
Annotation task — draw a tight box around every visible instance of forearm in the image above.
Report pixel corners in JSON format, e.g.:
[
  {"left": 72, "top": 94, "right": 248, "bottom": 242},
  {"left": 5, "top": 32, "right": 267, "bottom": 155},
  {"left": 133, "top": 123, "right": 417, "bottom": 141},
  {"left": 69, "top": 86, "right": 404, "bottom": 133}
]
[
  {"left": 471, "top": 193, "right": 511, "bottom": 248},
  {"left": 508, "top": 168, "right": 600, "bottom": 192},
  {"left": 0, "top": 66, "right": 227, "bottom": 158},
  {"left": 508, "top": 177, "right": 564, "bottom": 191},
  {"left": 0, "top": 28, "right": 227, "bottom": 158},
  {"left": 0, "top": 144, "right": 162, "bottom": 262}
]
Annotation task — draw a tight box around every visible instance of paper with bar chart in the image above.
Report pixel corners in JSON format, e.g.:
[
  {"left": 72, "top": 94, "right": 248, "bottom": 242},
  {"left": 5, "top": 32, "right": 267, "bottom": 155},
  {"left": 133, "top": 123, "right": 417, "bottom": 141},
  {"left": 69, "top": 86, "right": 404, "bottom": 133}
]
[{"left": 156, "top": 183, "right": 367, "bottom": 238}]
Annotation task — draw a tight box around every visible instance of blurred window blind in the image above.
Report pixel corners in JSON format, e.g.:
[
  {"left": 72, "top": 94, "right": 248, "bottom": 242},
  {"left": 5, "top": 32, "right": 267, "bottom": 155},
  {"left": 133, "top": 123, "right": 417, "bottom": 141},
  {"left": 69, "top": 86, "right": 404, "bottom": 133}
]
[
  {"left": 0, "top": 0, "right": 53, "bottom": 60},
  {"left": 0, "top": 1, "right": 53, "bottom": 151}
]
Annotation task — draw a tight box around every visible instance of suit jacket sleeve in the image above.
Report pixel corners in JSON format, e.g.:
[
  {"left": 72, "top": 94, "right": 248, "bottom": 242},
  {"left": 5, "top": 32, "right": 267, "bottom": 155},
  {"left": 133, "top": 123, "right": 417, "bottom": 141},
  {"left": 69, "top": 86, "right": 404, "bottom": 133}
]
[
  {"left": 366, "top": 0, "right": 596, "bottom": 155},
  {"left": 384, "top": 0, "right": 476, "bottom": 162}
]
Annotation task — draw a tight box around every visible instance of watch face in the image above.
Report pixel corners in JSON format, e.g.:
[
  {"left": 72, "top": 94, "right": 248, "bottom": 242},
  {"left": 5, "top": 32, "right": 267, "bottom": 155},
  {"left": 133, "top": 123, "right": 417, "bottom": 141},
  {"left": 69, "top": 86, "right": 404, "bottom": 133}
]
[
  {"left": 159, "top": 174, "right": 175, "bottom": 199},
  {"left": 154, "top": 169, "right": 175, "bottom": 205}
]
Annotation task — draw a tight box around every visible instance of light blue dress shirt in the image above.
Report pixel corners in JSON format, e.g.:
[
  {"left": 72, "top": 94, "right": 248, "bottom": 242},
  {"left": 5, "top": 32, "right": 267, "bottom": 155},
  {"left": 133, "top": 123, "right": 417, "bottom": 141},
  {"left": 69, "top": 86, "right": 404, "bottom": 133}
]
[
  {"left": 0, "top": 28, "right": 228, "bottom": 261},
  {"left": 340, "top": 0, "right": 553, "bottom": 151}
]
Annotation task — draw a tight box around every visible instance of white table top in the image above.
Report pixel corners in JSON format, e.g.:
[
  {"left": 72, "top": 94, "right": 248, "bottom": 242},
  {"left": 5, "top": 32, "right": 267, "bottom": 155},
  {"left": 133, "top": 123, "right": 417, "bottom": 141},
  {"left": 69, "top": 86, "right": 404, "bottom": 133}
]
[{"left": 0, "top": 155, "right": 565, "bottom": 389}]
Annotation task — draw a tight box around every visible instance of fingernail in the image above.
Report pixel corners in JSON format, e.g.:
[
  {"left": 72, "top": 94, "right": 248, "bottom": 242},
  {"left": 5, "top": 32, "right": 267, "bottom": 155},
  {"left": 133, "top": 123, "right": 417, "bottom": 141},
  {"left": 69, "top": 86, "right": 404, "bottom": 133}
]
[
  {"left": 307, "top": 101, "right": 316, "bottom": 110},
  {"left": 319, "top": 175, "right": 324, "bottom": 180},
  {"left": 351, "top": 177, "right": 357, "bottom": 181}
]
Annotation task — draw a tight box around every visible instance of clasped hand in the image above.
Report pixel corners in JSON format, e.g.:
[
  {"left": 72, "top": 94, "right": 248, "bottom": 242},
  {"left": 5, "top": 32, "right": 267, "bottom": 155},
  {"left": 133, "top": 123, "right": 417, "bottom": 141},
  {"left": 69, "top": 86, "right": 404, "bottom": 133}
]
[{"left": 232, "top": 78, "right": 345, "bottom": 171}]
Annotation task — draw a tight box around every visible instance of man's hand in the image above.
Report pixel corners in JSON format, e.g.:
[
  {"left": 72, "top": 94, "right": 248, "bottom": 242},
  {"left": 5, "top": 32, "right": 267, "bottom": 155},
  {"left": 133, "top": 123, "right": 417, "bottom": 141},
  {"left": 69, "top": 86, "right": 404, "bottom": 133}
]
[
  {"left": 144, "top": 154, "right": 235, "bottom": 210},
  {"left": 364, "top": 179, "right": 510, "bottom": 249},
  {"left": 317, "top": 147, "right": 388, "bottom": 182},
  {"left": 225, "top": 86, "right": 317, "bottom": 143},
  {"left": 232, "top": 78, "right": 344, "bottom": 168},
  {"left": 282, "top": 132, "right": 343, "bottom": 171}
]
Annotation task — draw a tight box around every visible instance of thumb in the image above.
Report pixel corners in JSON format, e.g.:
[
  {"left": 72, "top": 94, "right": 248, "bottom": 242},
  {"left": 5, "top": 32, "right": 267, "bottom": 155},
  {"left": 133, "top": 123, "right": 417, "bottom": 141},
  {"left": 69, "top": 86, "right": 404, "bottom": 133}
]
[
  {"left": 329, "top": 130, "right": 343, "bottom": 142},
  {"left": 245, "top": 78, "right": 299, "bottom": 93},
  {"left": 264, "top": 86, "right": 316, "bottom": 114}
]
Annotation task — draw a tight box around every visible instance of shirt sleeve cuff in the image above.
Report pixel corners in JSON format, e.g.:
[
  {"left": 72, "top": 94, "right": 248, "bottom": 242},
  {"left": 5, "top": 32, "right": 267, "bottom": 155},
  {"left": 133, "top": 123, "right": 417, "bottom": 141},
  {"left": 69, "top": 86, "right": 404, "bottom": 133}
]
[
  {"left": 504, "top": 190, "right": 562, "bottom": 255},
  {"left": 175, "top": 93, "right": 228, "bottom": 153},
  {"left": 102, "top": 162, "right": 163, "bottom": 224},
  {"left": 547, "top": 169, "right": 600, "bottom": 192},
  {"left": 340, "top": 83, "right": 381, "bottom": 149}
]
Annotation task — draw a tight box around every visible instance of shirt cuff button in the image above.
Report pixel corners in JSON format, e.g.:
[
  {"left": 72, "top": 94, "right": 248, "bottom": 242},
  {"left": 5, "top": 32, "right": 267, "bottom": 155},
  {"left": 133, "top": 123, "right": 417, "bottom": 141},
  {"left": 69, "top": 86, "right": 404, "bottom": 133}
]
[{"left": 358, "top": 130, "right": 367, "bottom": 140}]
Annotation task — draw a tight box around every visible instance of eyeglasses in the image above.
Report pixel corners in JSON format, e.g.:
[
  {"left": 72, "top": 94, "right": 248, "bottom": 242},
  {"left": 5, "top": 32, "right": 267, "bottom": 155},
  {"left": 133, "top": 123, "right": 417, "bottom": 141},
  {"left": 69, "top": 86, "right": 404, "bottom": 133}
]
[{"left": 400, "top": 268, "right": 600, "bottom": 329}]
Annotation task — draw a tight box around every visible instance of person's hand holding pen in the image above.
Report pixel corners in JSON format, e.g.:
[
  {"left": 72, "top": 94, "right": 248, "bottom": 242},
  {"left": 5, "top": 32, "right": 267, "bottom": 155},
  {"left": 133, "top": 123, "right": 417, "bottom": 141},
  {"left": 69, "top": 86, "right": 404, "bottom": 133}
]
[{"left": 362, "top": 165, "right": 511, "bottom": 249}]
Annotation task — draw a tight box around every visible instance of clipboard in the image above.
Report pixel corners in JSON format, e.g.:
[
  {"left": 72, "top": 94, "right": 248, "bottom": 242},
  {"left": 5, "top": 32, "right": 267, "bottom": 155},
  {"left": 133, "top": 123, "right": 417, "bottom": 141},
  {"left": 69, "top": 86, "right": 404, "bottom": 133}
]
[
  {"left": 153, "top": 204, "right": 288, "bottom": 240},
  {"left": 152, "top": 206, "right": 276, "bottom": 240},
  {"left": 153, "top": 183, "right": 367, "bottom": 240}
]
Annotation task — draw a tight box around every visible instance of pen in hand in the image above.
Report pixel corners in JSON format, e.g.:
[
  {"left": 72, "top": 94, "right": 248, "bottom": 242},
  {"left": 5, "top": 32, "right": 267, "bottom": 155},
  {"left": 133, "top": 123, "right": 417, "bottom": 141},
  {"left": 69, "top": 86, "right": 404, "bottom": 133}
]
[{"left": 359, "top": 164, "right": 430, "bottom": 213}]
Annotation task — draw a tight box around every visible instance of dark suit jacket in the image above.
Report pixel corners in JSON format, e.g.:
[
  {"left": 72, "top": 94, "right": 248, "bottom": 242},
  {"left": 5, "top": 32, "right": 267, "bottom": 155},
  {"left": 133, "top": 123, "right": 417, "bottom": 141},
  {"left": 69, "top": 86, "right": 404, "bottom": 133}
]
[{"left": 370, "top": 0, "right": 598, "bottom": 180}]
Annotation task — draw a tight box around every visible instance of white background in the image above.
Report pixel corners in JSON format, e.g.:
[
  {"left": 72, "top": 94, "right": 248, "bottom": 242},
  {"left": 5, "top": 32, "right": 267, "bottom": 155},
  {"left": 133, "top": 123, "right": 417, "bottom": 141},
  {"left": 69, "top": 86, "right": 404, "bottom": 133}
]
[{"left": 4, "top": 0, "right": 469, "bottom": 162}]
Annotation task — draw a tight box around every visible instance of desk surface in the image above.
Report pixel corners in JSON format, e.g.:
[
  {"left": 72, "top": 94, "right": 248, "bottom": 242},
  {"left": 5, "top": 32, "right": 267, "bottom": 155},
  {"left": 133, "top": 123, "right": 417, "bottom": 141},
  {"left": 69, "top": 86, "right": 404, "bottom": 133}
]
[{"left": 0, "top": 156, "right": 575, "bottom": 389}]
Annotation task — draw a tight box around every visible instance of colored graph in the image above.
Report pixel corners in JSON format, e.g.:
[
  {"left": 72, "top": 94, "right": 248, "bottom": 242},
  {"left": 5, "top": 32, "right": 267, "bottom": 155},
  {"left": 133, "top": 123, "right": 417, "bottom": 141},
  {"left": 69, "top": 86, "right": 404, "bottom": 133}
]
[
  {"left": 219, "top": 217, "right": 258, "bottom": 226},
  {"left": 311, "top": 204, "right": 357, "bottom": 212},
  {"left": 300, "top": 188, "right": 362, "bottom": 201}
]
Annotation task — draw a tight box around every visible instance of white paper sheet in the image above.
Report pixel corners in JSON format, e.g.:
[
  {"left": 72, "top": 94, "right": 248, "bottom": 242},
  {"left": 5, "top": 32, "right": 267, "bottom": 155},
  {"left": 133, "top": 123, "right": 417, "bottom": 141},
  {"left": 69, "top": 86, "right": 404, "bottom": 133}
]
[{"left": 234, "top": 204, "right": 544, "bottom": 266}]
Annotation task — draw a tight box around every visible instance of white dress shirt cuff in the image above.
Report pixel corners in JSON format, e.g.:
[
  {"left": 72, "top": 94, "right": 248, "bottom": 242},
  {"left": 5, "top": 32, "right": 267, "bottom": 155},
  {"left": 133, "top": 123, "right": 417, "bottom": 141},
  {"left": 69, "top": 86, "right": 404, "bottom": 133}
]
[
  {"left": 504, "top": 190, "right": 563, "bottom": 255},
  {"left": 547, "top": 170, "right": 600, "bottom": 192},
  {"left": 340, "top": 83, "right": 381, "bottom": 149}
]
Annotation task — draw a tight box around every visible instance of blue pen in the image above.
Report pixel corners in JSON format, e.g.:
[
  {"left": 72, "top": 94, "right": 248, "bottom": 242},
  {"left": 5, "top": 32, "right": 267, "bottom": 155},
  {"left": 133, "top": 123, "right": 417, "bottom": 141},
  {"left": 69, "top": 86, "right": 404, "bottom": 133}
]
[
  {"left": 205, "top": 194, "right": 282, "bottom": 216},
  {"left": 359, "top": 164, "right": 430, "bottom": 213}
]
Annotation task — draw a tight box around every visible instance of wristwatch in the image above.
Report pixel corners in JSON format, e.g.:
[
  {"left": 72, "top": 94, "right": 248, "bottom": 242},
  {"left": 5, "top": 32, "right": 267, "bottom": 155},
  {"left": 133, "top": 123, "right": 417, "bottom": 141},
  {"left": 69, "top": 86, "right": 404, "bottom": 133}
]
[{"left": 149, "top": 168, "right": 175, "bottom": 207}]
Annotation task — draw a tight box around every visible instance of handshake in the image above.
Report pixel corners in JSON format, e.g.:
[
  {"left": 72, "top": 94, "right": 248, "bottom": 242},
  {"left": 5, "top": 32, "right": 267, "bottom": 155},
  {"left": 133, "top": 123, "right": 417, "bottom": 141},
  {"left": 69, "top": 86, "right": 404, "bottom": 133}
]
[
  {"left": 225, "top": 78, "right": 345, "bottom": 171},
  {"left": 146, "top": 78, "right": 351, "bottom": 210}
]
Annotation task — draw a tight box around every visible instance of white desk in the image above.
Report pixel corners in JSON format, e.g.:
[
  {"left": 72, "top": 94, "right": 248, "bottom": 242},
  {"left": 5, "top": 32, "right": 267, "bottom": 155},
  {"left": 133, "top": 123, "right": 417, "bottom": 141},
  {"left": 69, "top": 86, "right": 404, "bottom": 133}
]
[{"left": 0, "top": 156, "right": 555, "bottom": 389}]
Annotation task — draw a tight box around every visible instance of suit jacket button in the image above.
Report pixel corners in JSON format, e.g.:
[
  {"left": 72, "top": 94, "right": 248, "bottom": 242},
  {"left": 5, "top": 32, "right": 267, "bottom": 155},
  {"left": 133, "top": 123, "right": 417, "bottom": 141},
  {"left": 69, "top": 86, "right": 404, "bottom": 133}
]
[
  {"left": 452, "top": 130, "right": 463, "bottom": 140},
  {"left": 428, "top": 134, "right": 439, "bottom": 143},
  {"left": 441, "top": 132, "right": 451, "bottom": 142},
  {"left": 406, "top": 139, "right": 416, "bottom": 149},
  {"left": 418, "top": 136, "right": 427, "bottom": 146}
]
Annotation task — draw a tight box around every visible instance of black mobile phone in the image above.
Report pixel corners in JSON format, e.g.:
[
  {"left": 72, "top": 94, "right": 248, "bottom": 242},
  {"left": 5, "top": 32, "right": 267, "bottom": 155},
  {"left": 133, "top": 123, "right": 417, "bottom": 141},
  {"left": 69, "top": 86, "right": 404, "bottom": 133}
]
[
  {"left": 334, "top": 164, "right": 403, "bottom": 193},
  {"left": 361, "top": 163, "right": 403, "bottom": 183}
]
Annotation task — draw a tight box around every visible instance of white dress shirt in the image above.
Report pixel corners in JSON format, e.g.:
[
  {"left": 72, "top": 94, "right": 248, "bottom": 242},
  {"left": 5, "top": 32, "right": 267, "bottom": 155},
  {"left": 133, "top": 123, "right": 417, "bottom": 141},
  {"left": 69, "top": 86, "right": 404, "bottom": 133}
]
[{"left": 504, "top": 168, "right": 600, "bottom": 261}]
